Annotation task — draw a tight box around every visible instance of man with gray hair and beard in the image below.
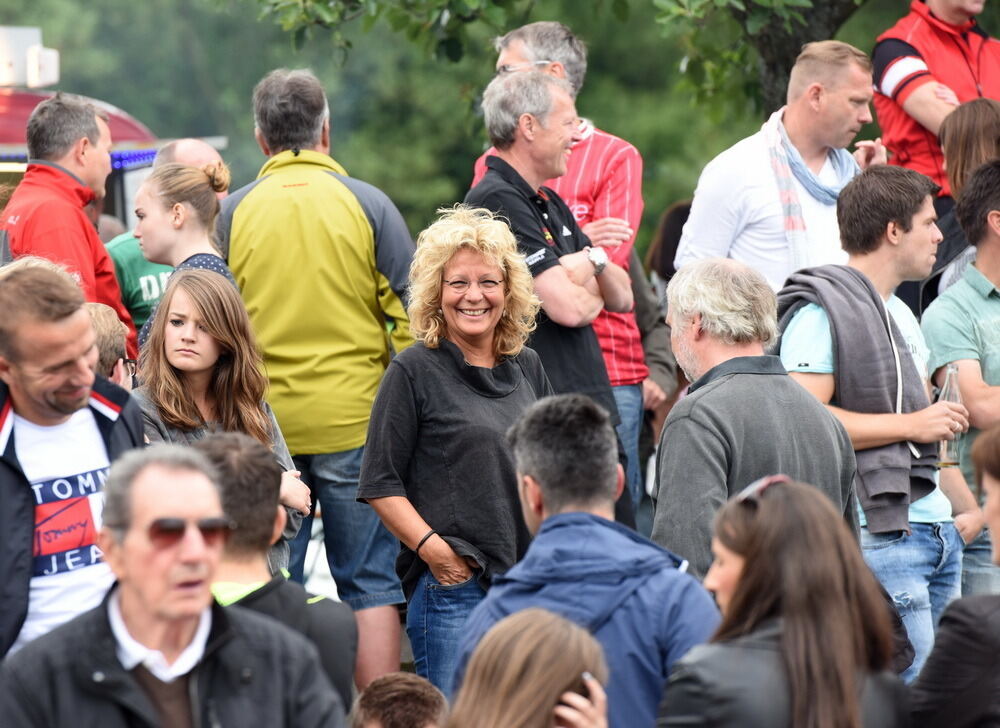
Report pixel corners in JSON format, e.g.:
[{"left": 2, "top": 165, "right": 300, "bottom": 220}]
[{"left": 651, "top": 258, "right": 857, "bottom": 579}]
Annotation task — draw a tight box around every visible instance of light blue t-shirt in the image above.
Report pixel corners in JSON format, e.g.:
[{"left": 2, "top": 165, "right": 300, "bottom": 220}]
[{"left": 780, "top": 297, "right": 951, "bottom": 525}]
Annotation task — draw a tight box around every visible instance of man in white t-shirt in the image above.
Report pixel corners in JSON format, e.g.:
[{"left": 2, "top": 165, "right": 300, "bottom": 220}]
[
  {"left": 776, "top": 165, "right": 979, "bottom": 682},
  {"left": 0, "top": 265, "right": 143, "bottom": 656},
  {"left": 676, "top": 40, "right": 886, "bottom": 291}
]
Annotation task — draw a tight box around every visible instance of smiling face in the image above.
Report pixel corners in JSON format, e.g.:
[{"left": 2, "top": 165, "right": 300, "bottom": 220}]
[
  {"left": 817, "top": 62, "right": 874, "bottom": 150},
  {"left": 133, "top": 181, "right": 177, "bottom": 266},
  {"left": 0, "top": 308, "right": 98, "bottom": 426},
  {"left": 532, "top": 87, "right": 581, "bottom": 181},
  {"left": 440, "top": 248, "right": 506, "bottom": 360},
  {"left": 162, "top": 286, "right": 222, "bottom": 377},
  {"left": 897, "top": 195, "right": 943, "bottom": 281},
  {"left": 103, "top": 465, "right": 225, "bottom": 627},
  {"left": 703, "top": 537, "right": 746, "bottom": 616}
]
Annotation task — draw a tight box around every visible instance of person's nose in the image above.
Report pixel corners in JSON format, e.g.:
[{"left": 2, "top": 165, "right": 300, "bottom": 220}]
[{"left": 859, "top": 103, "right": 873, "bottom": 125}]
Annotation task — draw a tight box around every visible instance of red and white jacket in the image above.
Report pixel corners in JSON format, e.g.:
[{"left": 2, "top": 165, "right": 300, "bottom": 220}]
[{"left": 873, "top": 0, "right": 1000, "bottom": 196}]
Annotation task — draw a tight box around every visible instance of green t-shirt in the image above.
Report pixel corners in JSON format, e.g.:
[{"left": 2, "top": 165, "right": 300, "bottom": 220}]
[
  {"left": 105, "top": 232, "right": 173, "bottom": 330},
  {"left": 922, "top": 263, "right": 1000, "bottom": 489}
]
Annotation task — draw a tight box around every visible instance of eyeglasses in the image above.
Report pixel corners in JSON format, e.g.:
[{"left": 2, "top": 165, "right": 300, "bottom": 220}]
[
  {"left": 143, "top": 516, "right": 233, "bottom": 549},
  {"left": 442, "top": 278, "right": 505, "bottom": 294},
  {"left": 735, "top": 474, "right": 792, "bottom": 504},
  {"left": 124, "top": 358, "right": 137, "bottom": 377},
  {"left": 496, "top": 60, "right": 553, "bottom": 75}
]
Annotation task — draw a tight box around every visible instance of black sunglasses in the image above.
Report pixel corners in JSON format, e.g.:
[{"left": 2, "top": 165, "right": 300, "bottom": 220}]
[
  {"left": 735, "top": 474, "right": 792, "bottom": 504},
  {"left": 145, "top": 516, "right": 233, "bottom": 549}
]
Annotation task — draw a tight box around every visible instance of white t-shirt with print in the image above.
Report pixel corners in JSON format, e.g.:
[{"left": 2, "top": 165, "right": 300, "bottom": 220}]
[{"left": 9, "top": 408, "right": 114, "bottom": 653}]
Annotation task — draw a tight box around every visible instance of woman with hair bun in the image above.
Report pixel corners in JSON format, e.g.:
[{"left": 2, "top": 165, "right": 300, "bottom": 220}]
[
  {"left": 133, "top": 161, "right": 238, "bottom": 346},
  {"left": 447, "top": 608, "right": 608, "bottom": 728}
]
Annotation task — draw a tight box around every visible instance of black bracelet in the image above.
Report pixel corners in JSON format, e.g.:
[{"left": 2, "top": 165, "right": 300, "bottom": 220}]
[{"left": 415, "top": 528, "right": 438, "bottom": 556}]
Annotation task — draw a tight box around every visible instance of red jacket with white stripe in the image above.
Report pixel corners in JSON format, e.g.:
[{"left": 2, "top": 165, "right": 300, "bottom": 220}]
[
  {"left": 1, "top": 162, "right": 138, "bottom": 356},
  {"left": 0, "top": 377, "right": 143, "bottom": 656},
  {"left": 473, "top": 121, "right": 649, "bottom": 387},
  {"left": 873, "top": 0, "right": 1000, "bottom": 196}
]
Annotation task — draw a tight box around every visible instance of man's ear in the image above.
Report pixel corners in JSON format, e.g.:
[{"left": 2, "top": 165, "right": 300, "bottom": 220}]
[
  {"left": 613, "top": 464, "right": 625, "bottom": 501},
  {"left": 254, "top": 128, "right": 271, "bottom": 157},
  {"left": 518, "top": 112, "right": 537, "bottom": 141},
  {"left": 547, "top": 60, "right": 567, "bottom": 80},
  {"left": 805, "top": 81, "right": 824, "bottom": 110},
  {"left": 689, "top": 313, "right": 705, "bottom": 340},
  {"left": 110, "top": 358, "right": 127, "bottom": 387},
  {"left": 319, "top": 119, "right": 330, "bottom": 153},
  {"left": 986, "top": 209, "right": 1000, "bottom": 239},
  {"left": 885, "top": 219, "right": 902, "bottom": 246},
  {"left": 0, "top": 354, "right": 11, "bottom": 386},
  {"left": 270, "top": 506, "right": 287, "bottom": 547},
  {"left": 521, "top": 474, "right": 545, "bottom": 517},
  {"left": 97, "top": 528, "right": 124, "bottom": 580},
  {"left": 73, "top": 135, "right": 91, "bottom": 168}
]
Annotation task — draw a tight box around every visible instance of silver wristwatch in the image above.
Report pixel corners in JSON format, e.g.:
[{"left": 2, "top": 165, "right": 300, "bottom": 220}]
[{"left": 586, "top": 246, "right": 608, "bottom": 275}]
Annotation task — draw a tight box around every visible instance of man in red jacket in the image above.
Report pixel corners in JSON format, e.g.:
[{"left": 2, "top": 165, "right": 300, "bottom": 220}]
[
  {"left": 1, "top": 93, "right": 137, "bottom": 356},
  {"left": 874, "top": 0, "right": 1000, "bottom": 204}
]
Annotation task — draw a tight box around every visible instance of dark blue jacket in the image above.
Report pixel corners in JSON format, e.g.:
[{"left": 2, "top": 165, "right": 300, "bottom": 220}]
[{"left": 454, "top": 513, "right": 720, "bottom": 728}]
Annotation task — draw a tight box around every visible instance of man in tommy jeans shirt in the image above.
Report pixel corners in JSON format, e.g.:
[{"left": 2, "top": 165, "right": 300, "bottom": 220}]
[{"left": 0, "top": 265, "right": 143, "bottom": 656}]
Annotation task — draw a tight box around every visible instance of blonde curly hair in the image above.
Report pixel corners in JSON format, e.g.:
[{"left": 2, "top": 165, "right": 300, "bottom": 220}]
[{"left": 408, "top": 206, "right": 539, "bottom": 358}]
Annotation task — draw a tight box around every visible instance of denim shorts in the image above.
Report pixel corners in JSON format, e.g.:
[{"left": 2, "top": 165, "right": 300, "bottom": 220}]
[{"left": 288, "top": 446, "right": 405, "bottom": 610}]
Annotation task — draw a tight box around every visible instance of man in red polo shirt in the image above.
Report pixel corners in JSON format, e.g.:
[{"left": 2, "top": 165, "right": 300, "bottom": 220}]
[
  {"left": 874, "top": 0, "right": 1000, "bottom": 204},
  {"left": 471, "top": 21, "right": 651, "bottom": 517},
  {"left": 1, "top": 93, "right": 137, "bottom": 356}
]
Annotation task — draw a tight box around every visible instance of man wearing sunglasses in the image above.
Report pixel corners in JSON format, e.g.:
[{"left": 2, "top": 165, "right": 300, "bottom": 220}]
[
  {"left": 0, "top": 266, "right": 143, "bottom": 659},
  {"left": 0, "top": 445, "right": 346, "bottom": 727}
]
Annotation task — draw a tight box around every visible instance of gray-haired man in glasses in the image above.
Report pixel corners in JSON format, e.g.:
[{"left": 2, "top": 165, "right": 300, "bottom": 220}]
[{"left": 0, "top": 444, "right": 345, "bottom": 728}]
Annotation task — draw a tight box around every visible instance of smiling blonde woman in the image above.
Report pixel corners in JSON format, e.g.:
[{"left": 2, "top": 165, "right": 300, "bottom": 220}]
[{"left": 358, "top": 205, "right": 551, "bottom": 693}]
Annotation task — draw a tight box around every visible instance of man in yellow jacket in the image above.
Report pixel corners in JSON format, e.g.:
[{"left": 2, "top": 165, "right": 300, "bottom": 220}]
[{"left": 218, "top": 68, "right": 414, "bottom": 690}]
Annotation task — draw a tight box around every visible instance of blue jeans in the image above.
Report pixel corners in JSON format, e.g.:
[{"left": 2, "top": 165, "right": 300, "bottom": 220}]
[
  {"left": 407, "top": 569, "right": 486, "bottom": 695},
  {"left": 613, "top": 384, "right": 643, "bottom": 510},
  {"left": 861, "top": 522, "right": 963, "bottom": 683},
  {"left": 288, "top": 446, "right": 404, "bottom": 610},
  {"left": 962, "top": 528, "right": 1000, "bottom": 596}
]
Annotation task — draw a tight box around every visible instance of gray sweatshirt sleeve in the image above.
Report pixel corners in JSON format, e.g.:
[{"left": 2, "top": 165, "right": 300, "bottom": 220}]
[{"left": 651, "top": 415, "right": 730, "bottom": 580}]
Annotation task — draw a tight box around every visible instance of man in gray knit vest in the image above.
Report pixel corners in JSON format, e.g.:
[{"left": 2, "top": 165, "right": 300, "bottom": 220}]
[{"left": 778, "top": 165, "right": 977, "bottom": 682}]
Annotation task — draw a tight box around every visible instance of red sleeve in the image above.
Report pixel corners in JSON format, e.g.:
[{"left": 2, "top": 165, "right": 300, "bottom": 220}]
[
  {"left": 470, "top": 149, "right": 496, "bottom": 190},
  {"left": 87, "top": 225, "right": 138, "bottom": 357},
  {"left": 592, "top": 144, "right": 644, "bottom": 268},
  {"left": 12, "top": 210, "right": 138, "bottom": 357}
]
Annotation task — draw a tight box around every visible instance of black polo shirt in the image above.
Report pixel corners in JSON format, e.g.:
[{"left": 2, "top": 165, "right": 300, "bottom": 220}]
[{"left": 465, "top": 156, "right": 619, "bottom": 422}]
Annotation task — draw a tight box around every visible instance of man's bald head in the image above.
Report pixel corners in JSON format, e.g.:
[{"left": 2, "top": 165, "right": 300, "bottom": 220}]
[
  {"left": 153, "top": 139, "right": 228, "bottom": 197},
  {"left": 154, "top": 139, "right": 223, "bottom": 170}
]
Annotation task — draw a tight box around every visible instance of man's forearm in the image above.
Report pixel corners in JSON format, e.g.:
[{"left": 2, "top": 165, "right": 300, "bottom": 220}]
[{"left": 595, "top": 261, "right": 633, "bottom": 312}]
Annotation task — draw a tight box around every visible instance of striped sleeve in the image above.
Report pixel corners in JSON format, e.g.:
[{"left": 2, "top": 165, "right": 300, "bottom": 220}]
[{"left": 873, "top": 38, "right": 934, "bottom": 104}]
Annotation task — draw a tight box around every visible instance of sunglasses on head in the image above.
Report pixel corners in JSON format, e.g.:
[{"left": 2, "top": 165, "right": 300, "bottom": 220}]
[
  {"left": 735, "top": 474, "right": 792, "bottom": 504},
  {"left": 145, "top": 516, "right": 233, "bottom": 549}
]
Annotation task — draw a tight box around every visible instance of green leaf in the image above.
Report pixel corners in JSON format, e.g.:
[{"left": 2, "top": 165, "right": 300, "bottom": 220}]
[{"left": 612, "top": 0, "right": 630, "bottom": 22}]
